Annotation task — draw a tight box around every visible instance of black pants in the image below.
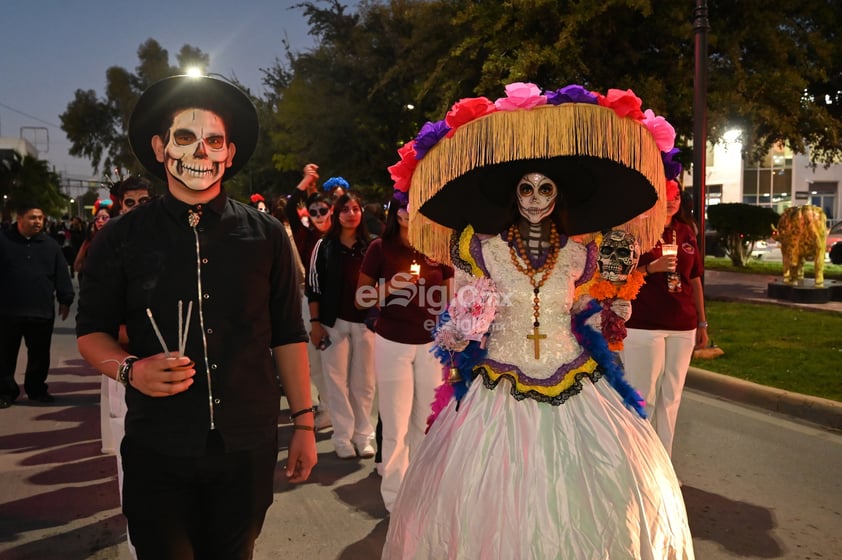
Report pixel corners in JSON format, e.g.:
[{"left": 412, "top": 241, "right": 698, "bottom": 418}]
[
  {"left": 121, "top": 431, "right": 278, "bottom": 560},
  {"left": 0, "top": 316, "right": 54, "bottom": 401}
]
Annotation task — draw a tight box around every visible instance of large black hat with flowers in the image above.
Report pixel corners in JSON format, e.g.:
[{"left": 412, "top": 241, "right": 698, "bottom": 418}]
[
  {"left": 128, "top": 74, "right": 258, "bottom": 181},
  {"left": 388, "top": 83, "right": 681, "bottom": 264}
]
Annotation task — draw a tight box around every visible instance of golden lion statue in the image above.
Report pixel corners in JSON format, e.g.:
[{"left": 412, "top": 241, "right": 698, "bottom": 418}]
[{"left": 773, "top": 205, "right": 827, "bottom": 287}]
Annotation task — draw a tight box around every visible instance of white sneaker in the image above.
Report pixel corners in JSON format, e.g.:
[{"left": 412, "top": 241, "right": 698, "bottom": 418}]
[
  {"left": 355, "top": 442, "right": 376, "bottom": 459},
  {"left": 314, "top": 411, "right": 332, "bottom": 430},
  {"left": 335, "top": 441, "right": 356, "bottom": 459}
]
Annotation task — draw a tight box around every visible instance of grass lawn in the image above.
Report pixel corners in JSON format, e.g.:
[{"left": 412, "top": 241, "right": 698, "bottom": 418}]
[
  {"left": 704, "top": 256, "right": 842, "bottom": 279},
  {"left": 692, "top": 257, "right": 842, "bottom": 403}
]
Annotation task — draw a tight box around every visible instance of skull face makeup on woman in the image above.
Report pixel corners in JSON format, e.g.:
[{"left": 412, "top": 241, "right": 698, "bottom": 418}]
[
  {"left": 154, "top": 108, "right": 236, "bottom": 192},
  {"left": 516, "top": 173, "right": 558, "bottom": 224}
]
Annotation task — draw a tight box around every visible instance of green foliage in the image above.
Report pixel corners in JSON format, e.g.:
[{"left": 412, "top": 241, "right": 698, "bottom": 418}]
[
  {"left": 60, "top": 1, "right": 842, "bottom": 205},
  {"left": 59, "top": 39, "right": 209, "bottom": 177},
  {"left": 707, "top": 203, "right": 780, "bottom": 267},
  {"left": 0, "top": 156, "right": 68, "bottom": 218},
  {"left": 692, "top": 300, "right": 842, "bottom": 403}
]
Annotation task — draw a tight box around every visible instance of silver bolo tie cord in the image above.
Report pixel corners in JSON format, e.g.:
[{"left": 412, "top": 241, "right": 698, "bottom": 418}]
[{"left": 192, "top": 227, "right": 216, "bottom": 430}]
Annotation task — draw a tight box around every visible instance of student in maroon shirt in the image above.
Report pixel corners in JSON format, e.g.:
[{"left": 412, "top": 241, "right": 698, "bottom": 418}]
[
  {"left": 356, "top": 197, "right": 454, "bottom": 511},
  {"left": 621, "top": 179, "right": 709, "bottom": 458}
]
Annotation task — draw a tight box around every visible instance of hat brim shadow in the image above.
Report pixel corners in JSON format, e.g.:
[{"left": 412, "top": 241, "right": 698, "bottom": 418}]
[{"left": 418, "top": 155, "right": 658, "bottom": 235}]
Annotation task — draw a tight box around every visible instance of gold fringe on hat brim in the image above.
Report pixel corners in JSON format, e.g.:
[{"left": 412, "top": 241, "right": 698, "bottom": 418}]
[{"left": 408, "top": 103, "right": 667, "bottom": 264}]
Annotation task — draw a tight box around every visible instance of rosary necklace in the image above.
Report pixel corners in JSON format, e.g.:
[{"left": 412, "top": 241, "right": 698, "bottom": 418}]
[{"left": 508, "top": 221, "right": 560, "bottom": 359}]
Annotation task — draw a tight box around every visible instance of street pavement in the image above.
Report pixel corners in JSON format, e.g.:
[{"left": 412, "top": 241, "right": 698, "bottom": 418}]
[{"left": 1, "top": 269, "right": 841, "bottom": 559}]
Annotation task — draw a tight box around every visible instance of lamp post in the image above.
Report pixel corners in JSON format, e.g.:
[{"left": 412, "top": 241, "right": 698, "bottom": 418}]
[{"left": 693, "top": 0, "right": 710, "bottom": 266}]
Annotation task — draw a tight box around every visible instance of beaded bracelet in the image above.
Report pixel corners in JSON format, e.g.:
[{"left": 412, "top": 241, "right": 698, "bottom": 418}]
[{"left": 290, "top": 406, "right": 316, "bottom": 419}]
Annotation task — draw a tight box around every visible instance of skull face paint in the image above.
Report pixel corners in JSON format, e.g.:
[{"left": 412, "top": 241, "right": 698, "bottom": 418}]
[
  {"left": 161, "top": 109, "right": 234, "bottom": 192},
  {"left": 516, "top": 173, "right": 558, "bottom": 224},
  {"left": 598, "top": 230, "right": 640, "bottom": 283}
]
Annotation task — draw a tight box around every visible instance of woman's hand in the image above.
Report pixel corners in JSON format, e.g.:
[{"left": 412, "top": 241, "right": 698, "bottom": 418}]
[
  {"left": 647, "top": 255, "right": 676, "bottom": 274},
  {"left": 309, "top": 322, "right": 327, "bottom": 348}
]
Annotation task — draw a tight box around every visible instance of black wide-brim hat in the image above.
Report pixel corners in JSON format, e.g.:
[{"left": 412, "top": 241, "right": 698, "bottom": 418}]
[
  {"left": 128, "top": 75, "right": 258, "bottom": 182},
  {"left": 405, "top": 102, "right": 668, "bottom": 264}
]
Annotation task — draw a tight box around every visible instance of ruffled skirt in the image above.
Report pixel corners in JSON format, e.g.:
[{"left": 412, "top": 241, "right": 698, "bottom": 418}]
[{"left": 382, "top": 377, "right": 694, "bottom": 560}]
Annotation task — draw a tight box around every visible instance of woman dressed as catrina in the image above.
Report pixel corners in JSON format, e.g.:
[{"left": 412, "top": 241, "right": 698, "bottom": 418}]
[{"left": 381, "top": 83, "right": 694, "bottom": 559}]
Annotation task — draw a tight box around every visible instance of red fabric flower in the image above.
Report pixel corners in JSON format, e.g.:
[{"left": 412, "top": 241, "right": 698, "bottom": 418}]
[
  {"left": 445, "top": 97, "right": 496, "bottom": 138},
  {"left": 388, "top": 141, "right": 418, "bottom": 192},
  {"left": 250, "top": 193, "right": 265, "bottom": 204},
  {"left": 596, "top": 89, "right": 645, "bottom": 121}
]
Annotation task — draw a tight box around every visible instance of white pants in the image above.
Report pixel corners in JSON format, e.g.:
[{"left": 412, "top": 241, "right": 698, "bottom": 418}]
[
  {"left": 320, "top": 318, "right": 376, "bottom": 448},
  {"left": 621, "top": 327, "right": 696, "bottom": 457},
  {"left": 374, "top": 336, "right": 441, "bottom": 512},
  {"left": 301, "top": 294, "right": 329, "bottom": 415},
  {"left": 99, "top": 376, "right": 137, "bottom": 559}
]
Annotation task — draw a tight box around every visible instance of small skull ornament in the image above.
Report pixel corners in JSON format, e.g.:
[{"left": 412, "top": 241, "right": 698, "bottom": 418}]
[
  {"left": 598, "top": 230, "right": 640, "bottom": 283},
  {"left": 516, "top": 173, "right": 558, "bottom": 224}
]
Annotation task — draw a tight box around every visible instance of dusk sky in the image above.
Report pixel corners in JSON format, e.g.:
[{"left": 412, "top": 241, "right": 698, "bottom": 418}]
[{"left": 0, "top": 0, "right": 343, "bottom": 180}]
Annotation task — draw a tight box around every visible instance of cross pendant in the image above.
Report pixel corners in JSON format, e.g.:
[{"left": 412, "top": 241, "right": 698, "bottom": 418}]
[{"left": 526, "top": 325, "right": 547, "bottom": 359}]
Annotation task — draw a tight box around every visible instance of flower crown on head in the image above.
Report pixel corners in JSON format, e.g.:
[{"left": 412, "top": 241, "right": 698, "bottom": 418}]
[
  {"left": 323, "top": 176, "right": 350, "bottom": 191},
  {"left": 93, "top": 199, "right": 113, "bottom": 214},
  {"left": 389, "top": 82, "right": 680, "bottom": 196},
  {"left": 388, "top": 82, "right": 680, "bottom": 262}
]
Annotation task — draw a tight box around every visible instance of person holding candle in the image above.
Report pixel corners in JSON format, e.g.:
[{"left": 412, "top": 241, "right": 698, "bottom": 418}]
[
  {"left": 621, "top": 178, "right": 708, "bottom": 458},
  {"left": 307, "top": 191, "right": 376, "bottom": 459},
  {"left": 76, "top": 74, "right": 316, "bottom": 559},
  {"left": 355, "top": 196, "right": 453, "bottom": 511}
]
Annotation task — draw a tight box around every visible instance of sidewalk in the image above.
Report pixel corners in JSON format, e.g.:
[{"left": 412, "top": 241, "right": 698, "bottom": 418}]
[
  {"left": 687, "top": 268, "right": 842, "bottom": 431},
  {"left": 1, "top": 269, "right": 841, "bottom": 559}
]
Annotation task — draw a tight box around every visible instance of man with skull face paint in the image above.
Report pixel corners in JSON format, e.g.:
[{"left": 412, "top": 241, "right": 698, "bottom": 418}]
[{"left": 76, "top": 75, "right": 316, "bottom": 559}]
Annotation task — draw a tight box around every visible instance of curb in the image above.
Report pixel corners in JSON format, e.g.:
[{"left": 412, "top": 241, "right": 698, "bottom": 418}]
[{"left": 686, "top": 367, "right": 842, "bottom": 431}]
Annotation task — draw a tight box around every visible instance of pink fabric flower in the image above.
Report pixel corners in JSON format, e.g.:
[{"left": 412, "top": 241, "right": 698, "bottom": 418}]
[
  {"left": 388, "top": 141, "right": 418, "bottom": 193},
  {"left": 494, "top": 82, "right": 547, "bottom": 111},
  {"left": 596, "top": 88, "right": 645, "bottom": 121},
  {"left": 642, "top": 109, "right": 676, "bottom": 152},
  {"left": 445, "top": 96, "right": 496, "bottom": 138}
]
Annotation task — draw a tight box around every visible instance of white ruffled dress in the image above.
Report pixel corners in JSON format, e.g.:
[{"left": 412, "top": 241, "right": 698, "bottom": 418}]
[{"left": 382, "top": 235, "right": 694, "bottom": 560}]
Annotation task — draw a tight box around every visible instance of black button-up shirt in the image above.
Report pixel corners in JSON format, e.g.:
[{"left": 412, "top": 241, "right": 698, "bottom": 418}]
[{"left": 76, "top": 191, "right": 306, "bottom": 456}]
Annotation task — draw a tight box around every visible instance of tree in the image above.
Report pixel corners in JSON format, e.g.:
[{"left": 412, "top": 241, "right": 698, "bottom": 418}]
[
  {"left": 0, "top": 156, "right": 68, "bottom": 218},
  {"left": 707, "top": 203, "right": 780, "bottom": 267},
  {"left": 60, "top": 39, "right": 210, "bottom": 177}
]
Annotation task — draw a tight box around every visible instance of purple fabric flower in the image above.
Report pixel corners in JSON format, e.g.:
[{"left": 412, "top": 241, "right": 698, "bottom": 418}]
[
  {"left": 413, "top": 120, "right": 451, "bottom": 160},
  {"left": 392, "top": 190, "right": 409, "bottom": 205},
  {"left": 662, "top": 148, "right": 683, "bottom": 181},
  {"left": 545, "top": 85, "right": 598, "bottom": 106}
]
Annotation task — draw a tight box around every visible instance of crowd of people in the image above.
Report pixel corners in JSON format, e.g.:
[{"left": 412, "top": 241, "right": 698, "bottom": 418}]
[{"left": 0, "top": 74, "right": 710, "bottom": 559}]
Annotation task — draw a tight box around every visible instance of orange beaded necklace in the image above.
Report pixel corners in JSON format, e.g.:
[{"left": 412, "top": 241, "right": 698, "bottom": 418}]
[{"left": 507, "top": 222, "right": 561, "bottom": 359}]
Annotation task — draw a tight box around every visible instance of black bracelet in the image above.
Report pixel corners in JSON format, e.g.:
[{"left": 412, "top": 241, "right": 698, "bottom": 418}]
[
  {"left": 290, "top": 406, "right": 316, "bottom": 419},
  {"left": 309, "top": 318, "right": 320, "bottom": 323}
]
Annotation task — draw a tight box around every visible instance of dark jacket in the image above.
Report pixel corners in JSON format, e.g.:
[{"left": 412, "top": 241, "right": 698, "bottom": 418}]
[
  {"left": 0, "top": 226, "right": 74, "bottom": 319},
  {"left": 306, "top": 236, "right": 368, "bottom": 328}
]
